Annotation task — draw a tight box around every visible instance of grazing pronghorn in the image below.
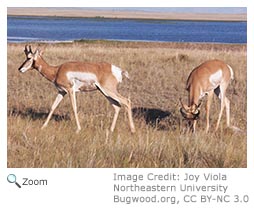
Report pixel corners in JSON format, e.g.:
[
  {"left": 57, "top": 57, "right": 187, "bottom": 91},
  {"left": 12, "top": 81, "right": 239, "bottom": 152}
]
[
  {"left": 180, "top": 59, "right": 234, "bottom": 133},
  {"left": 18, "top": 45, "right": 135, "bottom": 133}
]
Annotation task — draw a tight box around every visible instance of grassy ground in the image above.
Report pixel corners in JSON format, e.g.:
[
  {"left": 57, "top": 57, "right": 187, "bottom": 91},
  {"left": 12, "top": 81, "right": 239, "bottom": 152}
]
[{"left": 7, "top": 41, "right": 247, "bottom": 168}]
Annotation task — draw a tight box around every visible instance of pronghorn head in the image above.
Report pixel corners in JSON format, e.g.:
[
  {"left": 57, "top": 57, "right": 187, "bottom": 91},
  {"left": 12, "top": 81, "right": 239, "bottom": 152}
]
[
  {"left": 18, "top": 45, "right": 41, "bottom": 73},
  {"left": 179, "top": 98, "right": 201, "bottom": 120}
]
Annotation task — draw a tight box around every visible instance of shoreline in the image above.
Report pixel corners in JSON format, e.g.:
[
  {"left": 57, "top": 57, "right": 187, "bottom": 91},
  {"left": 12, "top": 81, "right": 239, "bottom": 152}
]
[
  {"left": 8, "top": 38, "right": 247, "bottom": 45},
  {"left": 8, "top": 15, "right": 246, "bottom": 23},
  {"left": 7, "top": 8, "right": 247, "bottom": 22},
  {"left": 8, "top": 40, "right": 246, "bottom": 52},
  {"left": 7, "top": 38, "right": 247, "bottom": 47}
]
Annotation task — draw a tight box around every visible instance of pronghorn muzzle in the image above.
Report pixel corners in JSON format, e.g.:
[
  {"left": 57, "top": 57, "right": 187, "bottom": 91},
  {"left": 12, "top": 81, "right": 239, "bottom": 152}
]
[
  {"left": 18, "top": 58, "right": 34, "bottom": 73},
  {"left": 18, "top": 45, "right": 35, "bottom": 73},
  {"left": 179, "top": 98, "right": 200, "bottom": 120}
]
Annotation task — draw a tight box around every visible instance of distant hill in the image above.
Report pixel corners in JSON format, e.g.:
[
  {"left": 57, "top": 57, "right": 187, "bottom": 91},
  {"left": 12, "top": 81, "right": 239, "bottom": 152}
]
[{"left": 8, "top": 7, "right": 246, "bottom": 21}]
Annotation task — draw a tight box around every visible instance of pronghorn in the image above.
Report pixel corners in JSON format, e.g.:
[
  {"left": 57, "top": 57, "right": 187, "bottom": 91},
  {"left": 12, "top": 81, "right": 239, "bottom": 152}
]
[
  {"left": 18, "top": 45, "right": 136, "bottom": 133},
  {"left": 180, "top": 59, "right": 234, "bottom": 133}
]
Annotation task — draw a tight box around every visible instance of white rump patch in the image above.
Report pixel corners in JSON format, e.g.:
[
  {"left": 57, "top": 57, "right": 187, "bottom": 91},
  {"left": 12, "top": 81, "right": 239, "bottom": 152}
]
[
  {"left": 227, "top": 64, "right": 234, "bottom": 80},
  {"left": 111, "top": 65, "right": 123, "bottom": 83},
  {"left": 209, "top": 70, "right": 223, "bottom": 87},
  {"left": 67, "top": 72, "right": 98, "bottom": 91}
]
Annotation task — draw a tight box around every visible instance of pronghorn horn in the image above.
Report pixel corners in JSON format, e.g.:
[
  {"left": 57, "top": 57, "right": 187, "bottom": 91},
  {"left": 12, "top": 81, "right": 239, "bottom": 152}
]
[
  {"left": 179, "top": 98, "right": 189, "bottom": 111},
  {"left": 24, "top": 45, "right": 29, "bottom": 55},
  {"left": 24, "top": 45, "right": 33, "bottom": 55},
  {"left": 29, "top": 45, "right": 33, "bottom": 53}
]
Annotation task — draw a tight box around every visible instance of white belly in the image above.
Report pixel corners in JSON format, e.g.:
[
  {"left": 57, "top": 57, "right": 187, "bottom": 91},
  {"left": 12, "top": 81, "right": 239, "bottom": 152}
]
[{"left": 67, "top": 72, "right": 98, "bottom": 92}]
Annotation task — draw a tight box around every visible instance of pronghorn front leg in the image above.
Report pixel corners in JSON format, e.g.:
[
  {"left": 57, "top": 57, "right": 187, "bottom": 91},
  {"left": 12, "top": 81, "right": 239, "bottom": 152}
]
[
  {"left": 205, "top": 91, "right": 214, "bottom": 133},
  {"left": 68, "top": 88, "right": 81, "bottom": 133},
  {"left": 41, "top": 91, "right": 66, "bottom": 129}
]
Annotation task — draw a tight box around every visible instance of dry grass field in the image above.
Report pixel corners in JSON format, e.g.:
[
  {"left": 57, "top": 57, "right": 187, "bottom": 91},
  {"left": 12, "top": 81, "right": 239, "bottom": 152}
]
[{"left": 7, "top": 41, "right": 247, "bottom": 168}]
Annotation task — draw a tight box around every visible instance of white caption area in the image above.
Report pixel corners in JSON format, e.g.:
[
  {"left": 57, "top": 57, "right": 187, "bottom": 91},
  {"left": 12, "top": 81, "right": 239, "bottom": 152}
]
[
  {"left": 112, "top": 169, "right": 254, "bottom": 209},
  {"left": 2, "top": 169, "right": 254, "bottom": 210}
]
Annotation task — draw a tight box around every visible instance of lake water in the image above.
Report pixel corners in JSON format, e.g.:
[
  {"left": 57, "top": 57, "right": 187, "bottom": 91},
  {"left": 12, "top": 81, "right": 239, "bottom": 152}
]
[{"left": 7, "top": 16, "right": 247, "bottom": 44}]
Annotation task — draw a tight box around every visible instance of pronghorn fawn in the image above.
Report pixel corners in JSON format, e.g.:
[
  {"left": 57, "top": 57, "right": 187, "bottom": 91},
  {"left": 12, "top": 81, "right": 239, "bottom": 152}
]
[
  {"left": 18, "top": 45, "right": 136, "bottom": 133},
  {"left": 180, "top": 59, "right": 234, "bottom": 133}
]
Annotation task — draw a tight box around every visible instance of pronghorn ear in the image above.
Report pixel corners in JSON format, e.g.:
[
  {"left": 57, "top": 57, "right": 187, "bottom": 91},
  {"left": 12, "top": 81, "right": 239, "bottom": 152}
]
[
  {"left": 34, "top": 49, "right": 40, "bottom": 60},
  {"left": 35, "top": 47, "right": 44, "bottom": 56}
]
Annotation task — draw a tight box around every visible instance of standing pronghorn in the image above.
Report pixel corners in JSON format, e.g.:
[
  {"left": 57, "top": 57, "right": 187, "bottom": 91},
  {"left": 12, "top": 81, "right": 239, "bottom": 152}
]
[
  {"left": 180, "top": 59, "right": 234, "bottom": 133},
  {"left": 18, "top": 45, "right": 136, "bottom": 133}
]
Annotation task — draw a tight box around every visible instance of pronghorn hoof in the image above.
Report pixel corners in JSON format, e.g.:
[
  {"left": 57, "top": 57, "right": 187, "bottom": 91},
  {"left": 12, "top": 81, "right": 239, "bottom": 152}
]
[
  {"left": 131, "top": 129, "right": 136, "bottom": 133},
  {"left": 229, "top": 126, "right": 243, "bottom": 132},
  {"left": 76, "top": 128, "right": 81, "bottom": 133}
]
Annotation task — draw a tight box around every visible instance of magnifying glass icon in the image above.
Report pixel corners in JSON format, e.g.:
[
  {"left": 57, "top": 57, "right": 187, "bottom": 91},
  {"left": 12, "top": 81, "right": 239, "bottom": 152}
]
[{"left": 7, "top": 174, "right": 21, "bottom": 188}]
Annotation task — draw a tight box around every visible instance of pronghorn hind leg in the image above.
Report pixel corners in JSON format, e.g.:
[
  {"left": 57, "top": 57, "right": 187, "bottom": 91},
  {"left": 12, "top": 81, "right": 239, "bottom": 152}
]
[
  {"left": 224, "top": 96, "right": 230, "bottom": 127},
  {"left": 110, "top": 104, "right": 121, "bottom": 132},
  {"left": 112, "top": 92, "right": 136, "bottom": 133},
  {"left": 41, "top": 91, "right": 66, "bottom": 129},
  {"left": 215, "top": 102, "right": 225, "bottom": 131},
  {"left": 95, "top": 83, "right": 121, "bottom": 107},
  {"left": 95, "top": 83, "right": 135, "bottom": 133},
  {"left": 214, "top": 85, "right": 227, "bottom": 131}
]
